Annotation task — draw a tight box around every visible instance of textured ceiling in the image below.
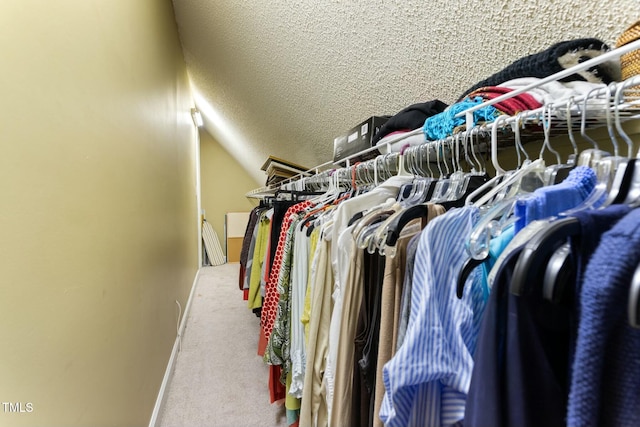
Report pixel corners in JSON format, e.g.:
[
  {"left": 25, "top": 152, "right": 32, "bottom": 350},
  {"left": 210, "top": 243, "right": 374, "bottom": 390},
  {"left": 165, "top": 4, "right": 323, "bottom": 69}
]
[{"left": 172, "top": 0, "right": 638, "bottom": 185}]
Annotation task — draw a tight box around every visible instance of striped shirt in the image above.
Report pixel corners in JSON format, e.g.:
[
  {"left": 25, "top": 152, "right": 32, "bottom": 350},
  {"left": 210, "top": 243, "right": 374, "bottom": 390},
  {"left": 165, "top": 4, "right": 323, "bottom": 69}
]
[{"left": 380, "top": 206, "right": 487, "bottom": 427}]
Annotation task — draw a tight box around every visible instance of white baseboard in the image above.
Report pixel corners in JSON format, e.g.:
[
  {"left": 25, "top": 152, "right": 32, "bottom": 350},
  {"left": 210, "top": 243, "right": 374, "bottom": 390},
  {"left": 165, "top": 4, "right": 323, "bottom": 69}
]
[{"left": 148, "top": 268, "right": 201, "bottom": 427}]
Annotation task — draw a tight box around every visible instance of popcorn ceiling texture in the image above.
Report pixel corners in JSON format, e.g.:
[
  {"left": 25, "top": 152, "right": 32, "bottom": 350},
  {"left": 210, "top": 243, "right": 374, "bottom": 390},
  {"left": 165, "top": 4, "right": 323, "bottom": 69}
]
[{"left": 172, "top": 0, "right": 638, "bottom": 185}]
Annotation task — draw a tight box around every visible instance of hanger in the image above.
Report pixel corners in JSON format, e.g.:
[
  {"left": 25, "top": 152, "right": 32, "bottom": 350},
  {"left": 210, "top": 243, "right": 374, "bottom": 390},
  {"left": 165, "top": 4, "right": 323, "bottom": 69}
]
[
  {"left": 438, "top": 134, "right": 469, "bottom": 202},
  {"left": 576, "top": 86, "right": 610, "bottom": 168},
  {"left": 510, "top": 216, "right": 581, "bottom": 296},
  {"left": 528, "top": 85, "right": 620, "bottom": 299},
  {"left": 539, "top": 83, "right": 640, "bottom": 301},
  {"left": 555, "top": 86, "right": 622, "bottom": 216},
  {"left": 465, "top": 114, "right": 547, "bottom": 208},
  {"left": 354, "top": 208, "right": 398, "bottom": 252},
  {"left": 607, "top": 80, "right": 640, "bottom": 206},
  {"left": 501, "top": 88, "right": 629, "bottom": 297},
  {"left": 551, "top": 97, "right": 580, "bottom": 184},
  {"left": 540, "top": 103, "right": 576, "bottom": 185},
  {"left": 538, "top": 103, "right": 566, "bottom": 185},
  {"left": 402, "top": 145, "right": 430, "bottom": 204},
  {"left": 458, "top": 113, "right": 548, "bottom": 297},
  {"left": 468, "top": 125, "right": 485, "bottom": 174},
  {"left": 429, "top": 140, "right": 451, "bottom": 202},
  {"left": 349, "top": 151, "right": 414, "bottom": 246},
  {"left": 351, "top": 155, "right": 408, "bottom": 248},
  {"left": 517, "top": 80, "right": 639, "bottom": 299},
  {"left": 370, "top": 145, "right": 429, "bottom": 254},
  {"left": 628, "top": 262, "right": 640, "bottom": 329}
]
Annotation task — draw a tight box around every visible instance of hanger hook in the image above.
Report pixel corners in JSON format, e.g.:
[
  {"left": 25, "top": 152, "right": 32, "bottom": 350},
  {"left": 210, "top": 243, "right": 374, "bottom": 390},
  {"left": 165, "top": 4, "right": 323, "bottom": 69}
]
[
  {"left": 603, "top": 82, "right": 620, "bottom": 158},
  {"left": 453, "top": 133, "right": 462, "bottom": 172},
  {"left": 424, "top": 142, "right": 434, "bottom": 178},
  {"left": 471, "top": 126, "right": 485, "bottom": 173},
  {"left": 435, "top": 140, "right": 444, "bottom": 178},
  {"left": 518, "top": 111, "right": 532, "bottom": 161},
  {"left": 443, "top": 140, "right": 451, "bottom": 176},
  {"left": 415, "top": 144, "right": 425, "bottom": 177},
  {"left": 539, "top": 103, "right": 562, "bottom": 164},
  {"left": 408, "top": 146, "right": 419, "bottom": 176},
  {"left": 565, "top": 97, "right": 579, "bottom": 159},
  {"left": 581, "top": 86, "right": 604, "bottom": 150},
  {"left": 614, "top": 81, "right": 633, "bottom": 158},
  {"left": 490, "top": 114, "right": 510, "bottom": 175}
]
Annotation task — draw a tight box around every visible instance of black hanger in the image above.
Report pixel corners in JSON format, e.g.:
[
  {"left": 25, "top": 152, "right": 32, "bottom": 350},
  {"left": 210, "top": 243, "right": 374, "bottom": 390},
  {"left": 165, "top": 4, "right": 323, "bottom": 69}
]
[
  {"left": 439, "top": 174, "right": 490, "bottom": 210},
  {"left": 348, "top": 211, "right": 365, "bottom": 227},
  {"left": 628, "top": 262, "right": 640, "bottom": 329},
  {"left": 622, "top": 159, "right": 640, "bottom": 205},
  {"left": 456, "top": 256, "right": 486, "bottom": 298},
  {"left": 511, "top": 217, "right": 581, "bottom": 296},
  {"left": 542, "top": 242, "right": 575, "bottom": 303},
  {"left": 551, "top": 163, "right": 575, "bottom": 184},
  {"left": 602, "top": 158, "right": 634, "bottom": 206},
  {"left": 384, "top": 204, "right": 430, "bottom": 247},
  {"left": 540, "top": 160, "right": 640, "bottom": 302}
]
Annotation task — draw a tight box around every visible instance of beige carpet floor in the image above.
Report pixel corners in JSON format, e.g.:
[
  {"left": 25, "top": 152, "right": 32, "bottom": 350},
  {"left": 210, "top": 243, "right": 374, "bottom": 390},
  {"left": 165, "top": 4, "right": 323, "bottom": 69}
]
[{"left": 158, "top": 263, "right": 287, "bottom": 427}]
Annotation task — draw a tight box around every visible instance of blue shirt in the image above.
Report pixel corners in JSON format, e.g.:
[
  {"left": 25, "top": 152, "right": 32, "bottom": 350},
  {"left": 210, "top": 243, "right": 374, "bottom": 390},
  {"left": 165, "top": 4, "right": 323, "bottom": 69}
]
[
  {"left": 514, "top": 166, "right": 596, "bottom": 233},
  {"left": 380, "top": 206, "right": 487, "bottom": 427}
]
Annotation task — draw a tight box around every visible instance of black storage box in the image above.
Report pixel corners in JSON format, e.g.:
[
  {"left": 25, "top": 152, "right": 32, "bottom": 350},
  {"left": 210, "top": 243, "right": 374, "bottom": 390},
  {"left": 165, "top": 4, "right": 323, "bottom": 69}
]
[{"left": 333, "top": 116, "right": 389, "bottom": 163}]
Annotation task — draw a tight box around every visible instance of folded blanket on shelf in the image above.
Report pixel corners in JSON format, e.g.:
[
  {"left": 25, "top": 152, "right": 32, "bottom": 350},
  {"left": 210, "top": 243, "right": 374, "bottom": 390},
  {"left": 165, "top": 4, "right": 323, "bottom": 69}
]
[{"left": 465, "top": 86, "right": 543, "bottom": 116}]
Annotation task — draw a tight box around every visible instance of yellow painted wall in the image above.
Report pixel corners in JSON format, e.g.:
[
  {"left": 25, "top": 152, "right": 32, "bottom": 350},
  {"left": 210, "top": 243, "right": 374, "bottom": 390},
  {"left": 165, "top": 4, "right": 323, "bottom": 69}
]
[
  {"left": 200, "top": 129, "right": 259, "bottom": 256},
  {"left": 0, "top": 1, "right": 198, "bottom": 426}
]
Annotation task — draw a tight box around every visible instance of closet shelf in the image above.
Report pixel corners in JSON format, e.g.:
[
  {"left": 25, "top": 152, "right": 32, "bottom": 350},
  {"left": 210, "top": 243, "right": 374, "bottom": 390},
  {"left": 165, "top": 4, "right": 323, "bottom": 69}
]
[{"left": 245, "top": 39, "right": 640, "bottom": 199}]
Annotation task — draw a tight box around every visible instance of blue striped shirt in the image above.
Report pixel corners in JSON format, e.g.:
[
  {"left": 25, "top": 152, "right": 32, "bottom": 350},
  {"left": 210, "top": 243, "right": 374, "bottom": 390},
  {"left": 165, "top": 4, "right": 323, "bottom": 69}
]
[{"left": 380, "top": 206, "right": 487, "bottom": 427}]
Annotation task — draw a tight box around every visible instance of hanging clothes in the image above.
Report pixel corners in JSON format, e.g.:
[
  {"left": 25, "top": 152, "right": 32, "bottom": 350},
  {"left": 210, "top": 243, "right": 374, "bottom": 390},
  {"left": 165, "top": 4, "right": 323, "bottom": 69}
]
[
  {"left": 381, "top": 206, "right": 488, "bottom": 427},
  {"left": 237, "top": 49, "right": 640, "bottom": 427},
  {"left": 239, "top": 206, "right": 263, "bottom": 293},
  {"left": 372, "top": 225, "right": 425, "bottom": 427},
  {"left": 567, "top": 208, "right": 640, "bottom": 426}
]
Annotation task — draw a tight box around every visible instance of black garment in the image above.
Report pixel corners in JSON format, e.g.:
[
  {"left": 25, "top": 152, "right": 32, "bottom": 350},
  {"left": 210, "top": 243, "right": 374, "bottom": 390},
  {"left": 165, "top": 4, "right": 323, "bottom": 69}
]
[
  {"left": 249, "top": 200, "right": 297, "bottom": 318},
  {"left": 465, "top": 247, "right": 570, "bottom": 427},
  {"left": 268, "top": 200, "right": 297, "bottom": 272},
  {"left": 458, "top": 38, "right": 614, "bottom": 101},
  {"left": 239, "top": 206, "right": 263, "bottom": 290},
  {"left": 372, "top": 100, "right": 448, "bottom": 144},
  {"left": 352, "top": 251, "right": 386, "bottom": 427}
]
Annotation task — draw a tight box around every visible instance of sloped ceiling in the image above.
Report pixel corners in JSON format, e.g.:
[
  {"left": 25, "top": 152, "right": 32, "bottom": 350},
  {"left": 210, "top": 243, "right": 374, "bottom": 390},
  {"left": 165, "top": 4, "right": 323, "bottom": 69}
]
[{"left": 172, "top": 0, "right": 637, "bottom": 186}]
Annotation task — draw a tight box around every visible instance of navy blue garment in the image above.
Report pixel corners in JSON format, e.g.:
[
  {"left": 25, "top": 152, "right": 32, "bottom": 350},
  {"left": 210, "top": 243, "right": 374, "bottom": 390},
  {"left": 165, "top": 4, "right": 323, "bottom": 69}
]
[
  {"left": 568, "top": 208, "right": 640, "bottom": 427},
  {"left": 465, "top": 205, "right": 631, "bottom": 427},
  {"left": 568, "top": 204, "right": 633, "bottom": 310},
  {"left": 465, "top": 247, "right": 570, "bottom": 427}
]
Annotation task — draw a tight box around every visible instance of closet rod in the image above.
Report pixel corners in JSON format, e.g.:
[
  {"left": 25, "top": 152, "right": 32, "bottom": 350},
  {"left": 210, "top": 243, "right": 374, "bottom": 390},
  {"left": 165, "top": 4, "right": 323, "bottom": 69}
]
[
  {"left": 344, "top": 40, "right": 640, "bottom": 167},
  {"left": 345, "top": 39, "right": 640, "bottom": 158},
  {"left": 245, "top": 141, "right": 396, "bottom": 198}
]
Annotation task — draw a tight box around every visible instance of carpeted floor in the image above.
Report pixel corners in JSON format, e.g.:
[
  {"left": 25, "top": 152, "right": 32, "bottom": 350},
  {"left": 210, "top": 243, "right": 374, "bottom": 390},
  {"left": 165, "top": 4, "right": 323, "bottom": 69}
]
[{"left": 158, "top": 263, "right": 287, "bottom": 427}]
